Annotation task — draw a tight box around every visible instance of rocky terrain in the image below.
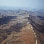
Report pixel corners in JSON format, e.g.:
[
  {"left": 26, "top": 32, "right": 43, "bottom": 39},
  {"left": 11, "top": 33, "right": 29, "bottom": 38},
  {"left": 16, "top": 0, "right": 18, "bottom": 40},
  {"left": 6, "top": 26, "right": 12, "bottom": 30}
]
[
  {"left": 0, "top": 10, "right": 44, "bottom": 44},
  {"left": 28, "top": 11, "right": 44, "bottom": 44}
]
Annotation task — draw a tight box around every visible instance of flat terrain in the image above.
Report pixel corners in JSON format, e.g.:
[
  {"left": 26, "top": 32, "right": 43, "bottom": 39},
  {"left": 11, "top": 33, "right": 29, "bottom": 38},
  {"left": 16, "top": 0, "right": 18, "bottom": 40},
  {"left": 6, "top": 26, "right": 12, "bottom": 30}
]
[{"left": 1, "top": 24, "right": 36, "bottom": 44}]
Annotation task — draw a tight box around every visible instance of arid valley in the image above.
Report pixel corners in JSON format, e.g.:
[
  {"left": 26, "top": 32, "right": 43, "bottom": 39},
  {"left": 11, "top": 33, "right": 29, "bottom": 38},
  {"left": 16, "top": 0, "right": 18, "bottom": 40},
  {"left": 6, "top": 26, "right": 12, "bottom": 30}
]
[{"left": 0, "top": 10, "right": 44, "bottom": 44}]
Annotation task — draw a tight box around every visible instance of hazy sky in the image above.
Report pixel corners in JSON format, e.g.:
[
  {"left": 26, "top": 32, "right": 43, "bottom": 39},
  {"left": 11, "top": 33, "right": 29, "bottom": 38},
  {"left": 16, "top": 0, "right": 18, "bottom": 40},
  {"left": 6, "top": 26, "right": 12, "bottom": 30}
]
[{"left": 0, "top": 0, "right": 44, "bottom": 10}]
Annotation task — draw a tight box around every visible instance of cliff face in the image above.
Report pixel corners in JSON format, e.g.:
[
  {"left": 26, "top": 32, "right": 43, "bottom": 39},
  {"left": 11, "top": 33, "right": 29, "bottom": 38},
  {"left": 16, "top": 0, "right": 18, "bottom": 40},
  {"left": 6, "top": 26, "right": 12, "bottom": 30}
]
[
  {"left": 28, "top": 12, "right": 44, "bottom": 44},
  {"left": 28, "top": 14, "right": 44, "bottom": 33}
]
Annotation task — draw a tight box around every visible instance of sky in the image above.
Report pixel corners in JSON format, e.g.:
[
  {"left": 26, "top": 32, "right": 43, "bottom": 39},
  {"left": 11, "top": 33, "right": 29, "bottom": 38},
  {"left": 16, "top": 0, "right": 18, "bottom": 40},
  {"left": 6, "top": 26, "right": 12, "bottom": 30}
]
[{"left": 0, "top": 0, "right": 44, "bottom": 10}]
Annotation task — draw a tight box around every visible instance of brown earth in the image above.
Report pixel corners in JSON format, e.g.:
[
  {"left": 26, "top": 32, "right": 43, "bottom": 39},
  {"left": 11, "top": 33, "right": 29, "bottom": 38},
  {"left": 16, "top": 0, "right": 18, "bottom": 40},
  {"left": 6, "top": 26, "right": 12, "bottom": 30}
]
[{"left": 1, "top": 24, "right": 36, "bottom": 44}]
